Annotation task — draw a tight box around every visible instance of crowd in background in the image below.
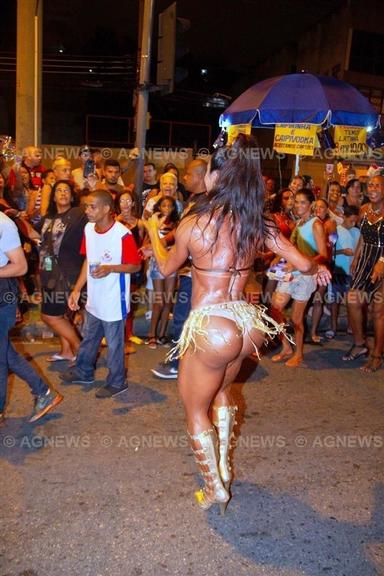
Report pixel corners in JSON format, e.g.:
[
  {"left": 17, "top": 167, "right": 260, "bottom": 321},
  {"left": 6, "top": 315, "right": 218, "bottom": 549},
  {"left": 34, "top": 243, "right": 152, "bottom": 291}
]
[{"left": 1, "top": 143, "right": 383, "bottom": 390}]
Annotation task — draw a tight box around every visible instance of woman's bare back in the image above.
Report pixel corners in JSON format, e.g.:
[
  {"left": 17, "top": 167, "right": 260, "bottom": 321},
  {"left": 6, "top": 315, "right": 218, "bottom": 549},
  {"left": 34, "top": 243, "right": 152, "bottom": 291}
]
[{"left": 186, "top": 213, "right": 254, "bottom": 308}]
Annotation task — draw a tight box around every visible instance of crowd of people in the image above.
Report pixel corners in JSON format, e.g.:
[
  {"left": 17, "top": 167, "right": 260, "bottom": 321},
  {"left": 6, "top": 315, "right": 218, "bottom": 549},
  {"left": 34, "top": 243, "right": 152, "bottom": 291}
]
[
  {"left": 1, "top": 138, "right": 383, "bottom": 511},
  {"left": 264, "top": 172, "right": 384, "bottom": 372}
]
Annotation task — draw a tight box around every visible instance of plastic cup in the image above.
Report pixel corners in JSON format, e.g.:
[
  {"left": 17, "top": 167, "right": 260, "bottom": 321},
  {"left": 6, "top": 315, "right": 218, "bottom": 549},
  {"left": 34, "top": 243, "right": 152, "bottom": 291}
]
[{"left": 89, "top": 262, "right": 100, "bottom": 277}]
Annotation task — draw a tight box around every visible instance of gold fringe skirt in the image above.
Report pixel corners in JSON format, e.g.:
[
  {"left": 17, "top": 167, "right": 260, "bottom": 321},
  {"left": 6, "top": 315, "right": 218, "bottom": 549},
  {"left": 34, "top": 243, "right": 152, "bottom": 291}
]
[{"left": 167, "top": 300, "right": 289, "bottom": 361}]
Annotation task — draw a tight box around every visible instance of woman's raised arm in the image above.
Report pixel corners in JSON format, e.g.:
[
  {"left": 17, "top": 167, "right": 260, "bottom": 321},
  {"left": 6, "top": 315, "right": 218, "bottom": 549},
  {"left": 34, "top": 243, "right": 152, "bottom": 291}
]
[{"left": 265, "top": 228, "right": 331, "bottom": 285}]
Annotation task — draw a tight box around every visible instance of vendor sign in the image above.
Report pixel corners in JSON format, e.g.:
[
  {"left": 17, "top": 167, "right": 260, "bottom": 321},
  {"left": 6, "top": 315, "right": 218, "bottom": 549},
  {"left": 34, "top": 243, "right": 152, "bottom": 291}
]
[
  {"left": 334, "top": 126, "right": 367, "bottom": 157},
  {"left": 227, "top": 123, "right": 252, "bottom": 145},
  {"left": 273, "top": 123, "right": 318, "bottom": 156}
]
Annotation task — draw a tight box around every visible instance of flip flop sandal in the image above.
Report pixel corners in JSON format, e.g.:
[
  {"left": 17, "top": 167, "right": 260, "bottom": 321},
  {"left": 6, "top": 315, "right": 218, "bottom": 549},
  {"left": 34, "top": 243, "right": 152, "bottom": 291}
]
[
  {"left": 46, "top": 354, "right": 75, "bottom": 362},
  {"left": 342, "top": 345, "right": 368, "bottom": 361},
  {"left": 129, "top": 335, "right": 144, "bottom": 345},
  {"left": 148, "top": 337, "right": 157, "bottom": 350}
]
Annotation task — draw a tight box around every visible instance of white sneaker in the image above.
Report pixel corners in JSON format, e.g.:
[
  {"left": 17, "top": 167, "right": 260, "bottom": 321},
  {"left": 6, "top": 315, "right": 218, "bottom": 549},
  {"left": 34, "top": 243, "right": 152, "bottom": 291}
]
[{"left": 151, "top": 362, "right": 178, "bottom": 379}]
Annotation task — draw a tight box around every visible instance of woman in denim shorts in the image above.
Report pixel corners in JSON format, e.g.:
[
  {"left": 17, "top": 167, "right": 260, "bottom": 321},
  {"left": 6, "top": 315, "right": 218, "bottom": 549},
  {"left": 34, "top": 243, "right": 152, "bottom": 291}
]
[{"left": 271, "top": 189, "right": 329, "bottom": 367}]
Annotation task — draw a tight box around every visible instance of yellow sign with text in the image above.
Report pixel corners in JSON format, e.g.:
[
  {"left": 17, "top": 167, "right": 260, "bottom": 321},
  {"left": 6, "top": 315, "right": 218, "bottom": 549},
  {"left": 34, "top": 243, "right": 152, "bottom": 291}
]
[
  {"left": 274, "top": 123, "right": 318, "bottom": 156},
  {"left": 334, "top": 126, "right": 367, "bottom": 158},
  {"left": 227, "top": 123, "right": 252, "bottom": 145}
]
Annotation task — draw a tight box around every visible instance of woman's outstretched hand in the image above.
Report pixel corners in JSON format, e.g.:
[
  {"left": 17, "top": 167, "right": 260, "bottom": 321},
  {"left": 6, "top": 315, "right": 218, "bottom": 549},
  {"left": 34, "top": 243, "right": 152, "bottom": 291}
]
[
  {"left": 316, "top": 264, "right": 332, "bottom": 286},
  {"left": 138, "top": 246, "right": 153, "bottom": 260},
  {"left": 143, "top": 213, "right": 164, "bottom": 233}
]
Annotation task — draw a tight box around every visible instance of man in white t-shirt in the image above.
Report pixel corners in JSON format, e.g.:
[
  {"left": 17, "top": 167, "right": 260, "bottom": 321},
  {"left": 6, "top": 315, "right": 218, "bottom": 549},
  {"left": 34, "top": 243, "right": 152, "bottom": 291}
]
[{"left": 61, "top": 189, "right": 141, "bottom": 398}]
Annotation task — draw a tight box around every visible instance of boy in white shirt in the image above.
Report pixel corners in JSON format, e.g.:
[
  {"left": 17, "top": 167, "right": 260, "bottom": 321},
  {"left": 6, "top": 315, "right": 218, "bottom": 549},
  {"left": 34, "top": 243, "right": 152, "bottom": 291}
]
[{"left": 61, "top": 190, "right": 141, "bottom": 398}]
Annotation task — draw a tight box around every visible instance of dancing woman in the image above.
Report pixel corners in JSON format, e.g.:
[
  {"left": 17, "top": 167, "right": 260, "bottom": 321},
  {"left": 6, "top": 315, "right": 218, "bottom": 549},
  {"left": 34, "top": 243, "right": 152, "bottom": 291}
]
[
  {"left": 344, "top": 175, "right": 384, "bottom": 371},
  {"left": 271, "top": 190, "right": 329, "bottom": 365},
  {"left": 145, "top": 135, "right": 330, "bottom": 512}
]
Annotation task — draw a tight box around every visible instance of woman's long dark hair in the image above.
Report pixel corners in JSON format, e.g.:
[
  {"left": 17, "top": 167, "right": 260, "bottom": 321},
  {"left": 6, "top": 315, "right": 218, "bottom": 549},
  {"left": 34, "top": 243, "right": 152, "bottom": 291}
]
[
  {"left": 271, "top": 188, "right": 292, "bottom": 214},
  {"left": 153, "top": 195, "right": 179, "bottom": 225},
  {"left": 47, "top": 180, "right": 77, "bottom": 217},
  {"left": 187, "top": 133, "right": 269, "bottom": 260}
]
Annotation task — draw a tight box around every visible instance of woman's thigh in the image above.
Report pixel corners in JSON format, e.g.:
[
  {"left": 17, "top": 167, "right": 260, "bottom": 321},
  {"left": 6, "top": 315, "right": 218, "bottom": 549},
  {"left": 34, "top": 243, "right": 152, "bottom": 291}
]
[
  {"left": 178, "top": 316, "right": 243, "bottom": 409},
  {"left": 372, "top": 283, "right": 384, "bottom": 317},
  {"left": 164, "top": 276, "right": 177, "bottom": 299},
  {"left": 347, "top": 289, "right": 368, "bottom": 308},
  {"left": 313, "top": 284, "right": 326, "bottom": 303},
  {"left": 291, "top": 299, "right": 309, "bottom": 324},
  {"left": 152, "top": 279, "right": 165, "bottom": 303},
  {"left": 272, "top": 291, "right": 291, "bottom": 311}
]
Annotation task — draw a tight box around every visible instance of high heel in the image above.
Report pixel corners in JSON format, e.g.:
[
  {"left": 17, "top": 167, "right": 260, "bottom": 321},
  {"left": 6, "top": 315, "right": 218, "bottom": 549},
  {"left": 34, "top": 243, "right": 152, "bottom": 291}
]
[
  {"left": 212, "top": 405, "right": 238, "bottom": 486},
  {"left": 189, "top": 427, "right": 229, "bottom": 513}
]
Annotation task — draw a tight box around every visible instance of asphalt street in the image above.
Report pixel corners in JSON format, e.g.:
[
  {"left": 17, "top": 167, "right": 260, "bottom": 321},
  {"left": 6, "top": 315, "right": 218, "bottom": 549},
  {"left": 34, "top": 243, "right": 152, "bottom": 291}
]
[{"left": 1, "top": 323, "right": 383, "bottom": 576}]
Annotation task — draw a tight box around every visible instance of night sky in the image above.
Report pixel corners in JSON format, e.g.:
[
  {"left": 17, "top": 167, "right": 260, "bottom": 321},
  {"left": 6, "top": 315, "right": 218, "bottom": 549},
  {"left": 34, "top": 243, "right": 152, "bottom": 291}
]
[
  {"left": 1, "top": 0, "right": 345, "bottom": 71},
  {"left": 0, "top": 0, "right": 345, "bottom": 143},
  {"left": 165, "top": 0, "right": 344, "bottom": 69}
]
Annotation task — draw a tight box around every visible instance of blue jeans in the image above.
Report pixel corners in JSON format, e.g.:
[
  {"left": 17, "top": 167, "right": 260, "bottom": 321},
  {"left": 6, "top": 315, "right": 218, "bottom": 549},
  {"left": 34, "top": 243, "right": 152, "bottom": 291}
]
[
  {"left": 75, "top": 311, "right": 126, "bottom": 388},
  {"left": 170, "top": 275, "right": 192, "bottom": 369},
  {"left": 0, "top": 303, "right": 48, "bottom": 412}
]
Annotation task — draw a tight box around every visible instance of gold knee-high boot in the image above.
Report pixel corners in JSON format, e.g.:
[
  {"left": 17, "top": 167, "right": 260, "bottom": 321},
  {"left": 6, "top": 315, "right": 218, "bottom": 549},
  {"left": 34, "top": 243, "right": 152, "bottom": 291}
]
[
  {"left": 188, "top": 427, "right": 229, "bottom": 514},
  {"left": 212, "top": 405, "right": 238, "bottom": 489}
]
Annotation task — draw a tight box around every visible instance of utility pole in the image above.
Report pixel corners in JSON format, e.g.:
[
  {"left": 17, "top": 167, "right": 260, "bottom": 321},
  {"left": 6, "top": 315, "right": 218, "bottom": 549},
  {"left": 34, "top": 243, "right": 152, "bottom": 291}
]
[
  {"left": 16, "top": 0, "right": 43, "bottom": 150},
  {"left": 134, "top": 0, "right": 155, "bottom": 212}
]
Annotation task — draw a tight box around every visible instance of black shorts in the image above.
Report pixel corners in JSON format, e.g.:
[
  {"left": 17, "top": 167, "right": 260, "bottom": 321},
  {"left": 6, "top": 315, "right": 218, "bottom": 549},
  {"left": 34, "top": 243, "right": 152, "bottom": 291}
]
[
  {"left": 328, "top": 274, "right": 352, "bottom": 304},
  {"left": 41, "top": 287, "right": 70, "bottom": 316}
]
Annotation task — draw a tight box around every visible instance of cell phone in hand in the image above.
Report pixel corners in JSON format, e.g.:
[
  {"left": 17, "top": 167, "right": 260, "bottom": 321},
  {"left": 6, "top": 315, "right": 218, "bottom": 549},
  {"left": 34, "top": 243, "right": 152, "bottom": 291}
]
[{"left": 83, "top": 159, "right": 96, "bottom": 178}]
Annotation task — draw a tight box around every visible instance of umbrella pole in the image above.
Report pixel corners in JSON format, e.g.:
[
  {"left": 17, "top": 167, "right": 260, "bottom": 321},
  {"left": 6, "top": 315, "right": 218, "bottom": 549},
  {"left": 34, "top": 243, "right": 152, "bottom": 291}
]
[{"left": 294, "top": 154, "right": 300, "bottom": 175}]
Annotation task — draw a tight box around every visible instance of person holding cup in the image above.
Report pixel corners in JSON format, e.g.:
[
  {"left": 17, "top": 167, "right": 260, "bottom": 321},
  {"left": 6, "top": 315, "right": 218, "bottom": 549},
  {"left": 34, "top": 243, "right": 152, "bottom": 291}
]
[
  {"left": 88, "top": 261, "right": 100, "bottom": 276},
  {"left": 61, "top": 189, "right": 141, "bottom": 398}
]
